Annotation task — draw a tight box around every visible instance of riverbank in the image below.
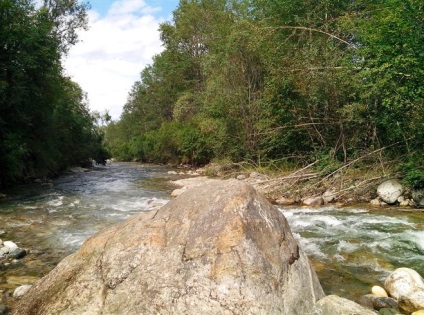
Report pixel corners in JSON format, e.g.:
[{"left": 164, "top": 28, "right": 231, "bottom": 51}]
[{"left": 171, "top": 162, "right": 424, "bottom": 209}]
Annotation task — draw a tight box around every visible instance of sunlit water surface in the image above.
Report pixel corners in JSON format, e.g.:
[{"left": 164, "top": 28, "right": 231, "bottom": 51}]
[{"left": 0, "top": 162, "right": 423, "bottom": 305}]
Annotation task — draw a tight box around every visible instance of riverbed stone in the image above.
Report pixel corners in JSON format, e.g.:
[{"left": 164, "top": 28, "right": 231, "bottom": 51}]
[
  {"left": 275, "top": 196, "right": 296, "bottom": 206},
  {"left": 2, "top": 242, "right": 18, "bottom": 251},
  {"left": 13, "top": 285, "right": 32, "bottom": 299},
  {"left": 312, "top": 295, "right": 376, "bottom": 315},
  {"left": 357, "top": 294, "right": 376, "bottom": 310},
  {"left": 8, "top": 248, "right": 26, "bottom": 259},
  {"left": 377, "top": 180, "right": 403, "bottom": 204},
  {"left": 15, "top": 180, "right": 324, "bottom": 315},
  {"left": 398, "top": 287, "right": 424, "bottom": 313},
  {"left": 385, "top": 268, "right": 424, "bottom": 300},
  {"left": 412, "top": 189, "right": 424, "bottom": 207},
  {"left": 303, "top": 196, "right": 324, "bottom": 207},
  {"left": 373, "top": 285, "right": 389, "bottom": 297},
  {"left": 374, "top": 297, "right": 398, "bottom": 310}
]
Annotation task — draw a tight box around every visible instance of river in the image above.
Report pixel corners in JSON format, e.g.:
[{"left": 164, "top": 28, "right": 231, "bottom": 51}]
[{"left": 0, "top": 162, "right": 423, "bottom": 308}]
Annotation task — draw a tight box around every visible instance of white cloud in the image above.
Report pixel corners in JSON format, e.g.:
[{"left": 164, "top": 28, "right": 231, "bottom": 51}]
[{"left": 63, "top": 0, "right": 166, "bottom": 120}]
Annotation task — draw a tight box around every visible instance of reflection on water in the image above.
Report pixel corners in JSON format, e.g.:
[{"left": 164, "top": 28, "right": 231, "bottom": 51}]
[
  {"left": 280, "top": 206, "right": 424, "bottom": 300},
  {"left": 0, "top": 163, "right": 423, "bottom": 305}
]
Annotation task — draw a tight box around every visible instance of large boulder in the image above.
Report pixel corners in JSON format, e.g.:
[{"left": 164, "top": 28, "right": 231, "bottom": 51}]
[
  {"left": 377, "top": 180, "right": 403, "bottom": 204},
  {"left": 15, "top": 180, "right": 324, "bottom": 315}
]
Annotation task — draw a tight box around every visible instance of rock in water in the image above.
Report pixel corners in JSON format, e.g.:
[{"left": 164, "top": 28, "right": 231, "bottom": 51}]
[
  {"left": 15, "top": 180, "right": 324, "bottom": 315},
  {"left": 385, "top": 268, "right": 424, "bottom": 300},
  {"left": 377, "top": 180, "right": 403, "bottom": 204}
]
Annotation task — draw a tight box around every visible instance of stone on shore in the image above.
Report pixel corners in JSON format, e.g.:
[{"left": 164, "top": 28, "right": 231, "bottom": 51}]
[
  {"left": 377, "top": 180, "right": 403, "bottom": 204},
  {"left": 302, "top": 196, "right": 324, "bottom": 207},
  {"left": 15, "top": 180, "right": 324, "bottom": 315}
]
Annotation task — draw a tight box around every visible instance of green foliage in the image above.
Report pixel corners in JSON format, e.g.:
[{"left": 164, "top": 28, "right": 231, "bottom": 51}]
[
  {"left": 0, "top": 0, "right": 108, "bottom": 187},
  {"left": 104, "top": 0, "right": 423, "bottom": 187}
]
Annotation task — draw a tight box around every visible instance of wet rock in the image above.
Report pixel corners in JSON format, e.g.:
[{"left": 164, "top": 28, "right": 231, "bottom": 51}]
[
  {"left": 312, "top": 295, "right": 376, "bottom": 315},
  {"left": 8, "top": 248, "right": 26, "bottom": 259},
  {"left": 15, "top": 180, "right": 324, "bottom": 315},
  {"left": 377, "top": 180, "right": 403, "bottom": 204},
  {"left": 357, "top": 294, "right": 376, "bottom": 310},
  {"left": 385, "top": 268, "right": 424, "bottom": 300},
  {"left": 303, "top": 196, "right": 324, "bottom": 207},
  {"left": 373, "top": 285, "right": 389, "bottom": 297},
  {"left": 398, "top": 287, "right": 424, "bottom": 314},
  {"left": 412, "top": 189, "right": 424, "bottom": 208},
  {"left": 13, "top": 285, "right": 32, "bottom": 299},
  {"left": 374, "top": 297, "right": 398, "bottom": 310},
  {"left": 0, "top": 304, "right": 9, "bottom": 315}
]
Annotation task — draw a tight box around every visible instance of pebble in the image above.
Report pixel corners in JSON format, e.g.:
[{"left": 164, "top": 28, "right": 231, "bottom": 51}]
[
  {"left": 8, "top": 248, "right": 27, "bottom": 259},
  {"left": 3, "top": 241, "right": 18, "bottom": 251},
  {"left": 372, "top": 285, "right": 389, "bottom": 297},
  {"left": 13, "top": 284, "right": 32, "bottom": 299}
]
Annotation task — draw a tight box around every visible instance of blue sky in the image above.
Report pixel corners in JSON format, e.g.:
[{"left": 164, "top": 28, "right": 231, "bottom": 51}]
[
  {"left": 63, "top": 0, "right": 180, "bottom": 119},
  {"left": 89, "top": 0, "right": 179, "bottom": 18}
]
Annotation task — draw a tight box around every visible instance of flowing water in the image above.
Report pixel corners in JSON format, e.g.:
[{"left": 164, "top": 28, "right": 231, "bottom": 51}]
[
  {"left": 280, "top": 206, "right": 424, "bottom": 300},
  {"left": 0, "top": 162, "right": 423, "bottom": 308}
]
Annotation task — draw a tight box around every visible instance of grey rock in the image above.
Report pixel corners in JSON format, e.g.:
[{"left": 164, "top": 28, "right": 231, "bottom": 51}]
[
  {"left": 3, "top": 241, "right": 18, "bottom": 251},
  {"left": 357, "top": 294, "right": 376, "bottom": 310},
  {"left": 8, "top": 248, "right": 26, "bottom": 259},
  {"left": 15, "top": 180, "right": 324, "bottom": 315},
  {"left": 311, "top": 295, "right": 376, "bottom": 315},
  {"left": 377, "top": 180, "right": 403, "bottom": 204},
  {"left": 236, "top": 174, "right": 247, "bottom": 180},
  {"left": 412, "top": 189, "right": 424, "bottom": 207},
  {"left": 374, "top": 297, "right": 398, "bottom": 310}
]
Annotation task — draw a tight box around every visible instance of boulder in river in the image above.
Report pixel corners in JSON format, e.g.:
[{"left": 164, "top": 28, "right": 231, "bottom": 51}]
[
  {"left": 385, "top": 268, "right": 424, "bottom": 300},
  {"left": 15, "top": 179, "right": 324, "bottom": 315},
  {"left": 377, "top": 180, "right": 403, "bottom": 204}
]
